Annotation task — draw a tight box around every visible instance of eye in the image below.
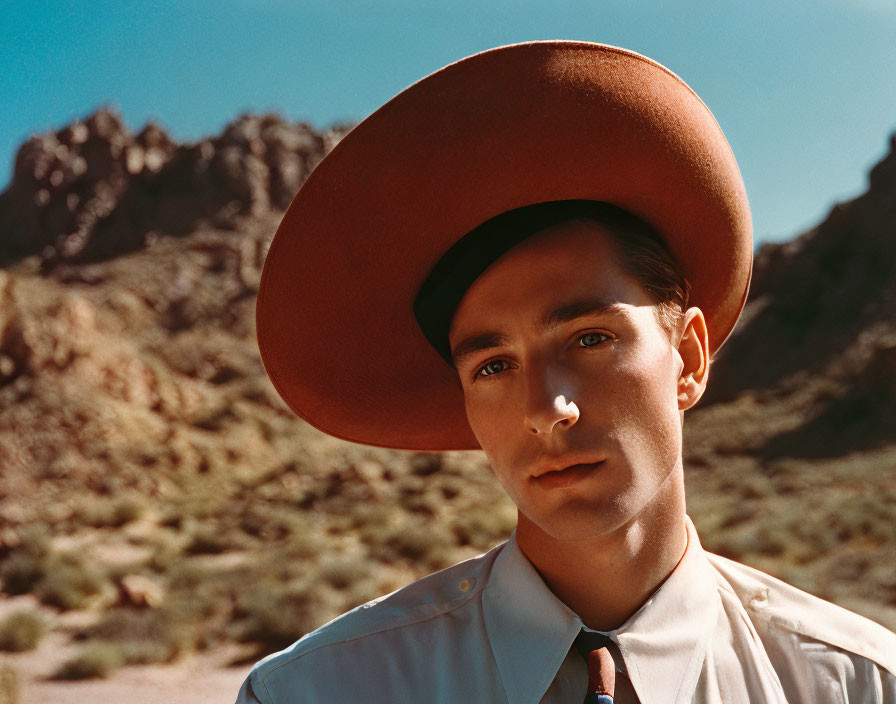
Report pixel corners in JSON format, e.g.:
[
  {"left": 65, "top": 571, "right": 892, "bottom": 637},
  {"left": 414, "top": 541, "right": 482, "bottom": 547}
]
[
  {"left": 578, "top": 332, "right": 610, "bottom": 348},
  {"left": 477, "top": 360, "right": 510, "bottom": 378}
]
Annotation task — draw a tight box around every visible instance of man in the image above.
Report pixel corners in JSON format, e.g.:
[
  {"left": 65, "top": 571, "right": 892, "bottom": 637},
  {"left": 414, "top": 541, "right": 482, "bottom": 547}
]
[{"left": 237, "top": 41, "right": 896, "bottom": 703}]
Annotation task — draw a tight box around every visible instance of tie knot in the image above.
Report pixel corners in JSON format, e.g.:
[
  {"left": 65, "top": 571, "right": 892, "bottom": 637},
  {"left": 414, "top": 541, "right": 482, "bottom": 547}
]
[{"left": 574, "top": 629, "right": 613, "bottom": 658}]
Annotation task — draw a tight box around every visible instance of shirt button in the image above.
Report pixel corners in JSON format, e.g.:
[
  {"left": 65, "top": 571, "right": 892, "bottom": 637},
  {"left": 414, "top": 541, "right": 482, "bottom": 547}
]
[
  {"left": 457, "top": 577, "right": 473, "bottom": 594},
  {"left": 750, "top": 588, "right": 769, "bottom": 610}
]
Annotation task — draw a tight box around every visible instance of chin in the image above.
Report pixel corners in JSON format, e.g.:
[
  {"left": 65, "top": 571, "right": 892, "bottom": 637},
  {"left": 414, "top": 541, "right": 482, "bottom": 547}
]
[{"left": 521, "top": 498, "right": 636, "bottom": 543}]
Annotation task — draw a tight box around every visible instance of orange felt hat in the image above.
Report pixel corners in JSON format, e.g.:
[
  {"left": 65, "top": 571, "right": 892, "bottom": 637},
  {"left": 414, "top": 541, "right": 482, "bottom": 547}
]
[{"left": 256, "top": 40, "right": 753, "bottom": 451}]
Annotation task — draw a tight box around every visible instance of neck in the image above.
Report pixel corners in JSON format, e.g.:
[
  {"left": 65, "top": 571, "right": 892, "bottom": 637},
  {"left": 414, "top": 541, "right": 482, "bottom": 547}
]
[{"left": 515, "top": 473, "right": 688, "bottom": 632}]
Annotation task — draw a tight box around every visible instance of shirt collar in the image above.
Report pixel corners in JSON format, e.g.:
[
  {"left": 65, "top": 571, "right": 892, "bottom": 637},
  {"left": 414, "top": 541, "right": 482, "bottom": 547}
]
[
  {"left": 482, "top": 516, "right": 719, "bottom": 704},
  {"left": 614, "top": 516, "right": 720, "bottom": 703},
  {"left": 483, "top": 528, "right": 582, "bottom": 704}
]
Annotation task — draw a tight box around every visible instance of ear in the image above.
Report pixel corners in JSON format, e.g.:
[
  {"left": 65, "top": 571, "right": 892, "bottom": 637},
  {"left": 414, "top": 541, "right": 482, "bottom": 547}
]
[{"left": 675, "top": 307, "right": 709, "bottom": 411}]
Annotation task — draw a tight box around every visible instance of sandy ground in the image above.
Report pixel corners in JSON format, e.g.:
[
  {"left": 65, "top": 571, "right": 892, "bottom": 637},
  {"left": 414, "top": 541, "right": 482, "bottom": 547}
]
[
  {"left": 13, "top": 651, "right": 250, "bottom": 704},
  {"left": 1, "top": 596, "right": 253, "bottom": 704}
]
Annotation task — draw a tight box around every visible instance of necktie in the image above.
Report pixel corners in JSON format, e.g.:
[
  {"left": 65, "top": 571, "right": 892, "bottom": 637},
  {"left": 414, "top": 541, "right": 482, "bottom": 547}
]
[{"left": 574, "top": 630, "right": 616, "bottom": 704}]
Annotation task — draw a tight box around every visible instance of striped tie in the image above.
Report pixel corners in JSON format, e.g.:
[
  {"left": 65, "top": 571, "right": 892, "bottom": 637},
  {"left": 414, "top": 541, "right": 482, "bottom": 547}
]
[{"left": 574, "top": 630, "right": 616, "bottom": 704}]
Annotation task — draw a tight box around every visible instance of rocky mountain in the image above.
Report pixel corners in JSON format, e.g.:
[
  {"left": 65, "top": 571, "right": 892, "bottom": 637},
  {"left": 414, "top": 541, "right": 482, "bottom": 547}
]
[
  {"left": 705, "top": 133, "right": 896, "bottom": 457},
  {"left": 0, "top": 107, "right": 352, "bottom": 267}
]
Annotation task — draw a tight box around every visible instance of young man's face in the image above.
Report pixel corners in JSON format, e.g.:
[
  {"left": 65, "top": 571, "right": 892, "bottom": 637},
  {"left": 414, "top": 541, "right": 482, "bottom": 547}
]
[{"left": 449, "top": 218, "right": 701, "bottom": 543}]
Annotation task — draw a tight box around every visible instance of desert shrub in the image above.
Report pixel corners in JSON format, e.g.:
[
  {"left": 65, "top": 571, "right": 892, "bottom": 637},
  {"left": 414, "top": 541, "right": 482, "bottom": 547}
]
[
  {"left": 737, "top": 475, "right": 774, "bottom": 501},
  {"left": 340, "top": 577, "right": 383, "bottom": 612},
  {"left": 396, "top": 475, "right": 426, "bottom": 500},
  {"left": 0, "top": 611, "right": 45, "bottom": 652},
  {"left": 79, "top": 497, "right": 145, "bottom": 528},
  {"left": 452, "top": 504, "right": 516, "bottom": 551},
  {"left": 719, "top": 502, "right": 757, "bottom": 529},
  {"left": 282, "top": 521, "right": 326, "bottom": 561},
  {"left": 85, "top": 608, "right": 190, "bottom": 663},
  {"left": 235, "top": 584, "right": 321, "bottom": 651},
  {"left": 1, "top": 532, "right": 110, "bottom": 610},
  {"left": 36, "top": 554, "right": 107, "bottom": 610},
  {"left": 790, "top": 515, "right": 841, "bottom": 557},
  {"left": 831, "top": 496, "right": 896, "bottom": 544},
  {"left": 158, "top": 504, "right": 183, "bottom": 529},
  {"left": 389, "top": 523, "right": 455, "bottom": 567},
  {"left": 53, "top": 642, "right": 126, "bottom": 680},
  {"left": 184, "top": 522, "right": 231, "bottom": 555},
  {"left": 713, "top": 523, "right": 789, "bottom": 560},
  {"left": 119, "top": 639, "right": 178, "bottom": 665},
  {"left": 239, "top": 505, "right": 323, "bottom": 556},
  {"left": 0, "top": 528, "right": 52, "bottom": 595},
  {"left": 146, "top": 543, "right": 182, "bottom": 575},
  {"left": 0, "top": 552, "right": 45, "bottom": 596},
  {"left": 360, "top": 515, "right": 455, "bottom": 568},
  {"left": 398, "top": 493, "right": 437, "bottom": 517},
  {"left": 165, "top": 560, "right": 215, "bottom": 593},
  {"left": 160, "top": 561, "right": 269, "bottom": 650},
  {"left": 439, "top": 482, "right": 461, "bottom": 500},
  {"left": 753, "top": 524, "right": 790, "bottom": 557},
  {"left": 409, "top": 453, "right": 442, "bottom": 477},
  {"left": 343, "top": 503, "right": 393, "bottom": 533},
  {"left": 319, "top": 554, "right": 371, "bottom": 591}
]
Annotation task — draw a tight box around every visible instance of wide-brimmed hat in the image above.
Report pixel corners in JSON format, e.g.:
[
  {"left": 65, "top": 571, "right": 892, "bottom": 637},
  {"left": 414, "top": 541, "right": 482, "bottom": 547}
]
[{"left": 256, "top": 40, "right": 753, "bottom": 451}]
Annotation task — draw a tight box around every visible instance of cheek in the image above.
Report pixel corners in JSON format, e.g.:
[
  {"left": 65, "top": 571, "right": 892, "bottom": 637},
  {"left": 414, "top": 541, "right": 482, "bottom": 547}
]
[
  {"left": 465, "top": 394, "right": 507, "bottom": 454},
  {"left": 464, "top": 389, "right": 528, "bottom": 478},
  {"left": 465, "top": 405, "right": 521, "bottom": 495},
  {"left": 606, "top": 348, "right": 681, "bottom": 441}
]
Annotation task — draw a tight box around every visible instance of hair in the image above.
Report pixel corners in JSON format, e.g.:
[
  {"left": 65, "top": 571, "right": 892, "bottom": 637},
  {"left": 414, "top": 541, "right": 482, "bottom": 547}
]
[
  {"left": 568, "top": 208, "right": 692, "bottom": 341},
  {"left": 413, "top": 200, "right": 692, "bottom": 364}
]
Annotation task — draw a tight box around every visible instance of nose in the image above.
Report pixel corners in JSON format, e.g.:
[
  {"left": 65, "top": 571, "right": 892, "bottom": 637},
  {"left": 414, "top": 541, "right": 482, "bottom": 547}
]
[{"left": 523, "top": 365, "right": 580, "bottom": 435}]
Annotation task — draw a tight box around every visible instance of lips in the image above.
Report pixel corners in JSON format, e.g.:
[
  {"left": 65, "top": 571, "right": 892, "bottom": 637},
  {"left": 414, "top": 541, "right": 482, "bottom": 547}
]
[
  {"left": 530, "top": 457, "right": 606, "bottom": 489},
  {"left": 531, "top": 455, "right": 605, "bottom": 478}
]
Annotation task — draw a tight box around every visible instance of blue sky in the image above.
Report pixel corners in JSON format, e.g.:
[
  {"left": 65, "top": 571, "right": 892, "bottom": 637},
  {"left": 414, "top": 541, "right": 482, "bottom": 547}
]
[{"left": 2, "top": 0, "right": 895, "bottom": 244}]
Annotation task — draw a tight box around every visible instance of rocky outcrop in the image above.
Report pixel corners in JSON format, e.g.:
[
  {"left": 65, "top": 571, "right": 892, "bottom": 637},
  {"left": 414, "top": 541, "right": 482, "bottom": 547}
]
[
  {"left": 703, "top": 133, "right": 896, "bottom": 455},
  {"left": 0, "top": 108, "right": 352, "bottom": 266},
  {"left": 709, "top": 134, "right": 896, "bottom": 397}
]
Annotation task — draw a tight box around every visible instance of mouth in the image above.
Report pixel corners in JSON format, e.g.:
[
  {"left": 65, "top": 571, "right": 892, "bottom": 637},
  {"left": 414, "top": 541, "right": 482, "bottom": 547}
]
[{"left": 531, "top": 460, "right": 605, "bottom": 489}]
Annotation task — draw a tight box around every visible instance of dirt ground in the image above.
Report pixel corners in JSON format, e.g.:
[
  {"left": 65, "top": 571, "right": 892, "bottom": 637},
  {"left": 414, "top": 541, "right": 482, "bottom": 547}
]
[
  {"left": 21, "top": 659, "right": 248, "bottom": 704},
  {"left": 0, "top": 595, "right": 253, "bottom": 704},
  {"left": 4, "top": 636, "right": 250, "bottom": 704}
]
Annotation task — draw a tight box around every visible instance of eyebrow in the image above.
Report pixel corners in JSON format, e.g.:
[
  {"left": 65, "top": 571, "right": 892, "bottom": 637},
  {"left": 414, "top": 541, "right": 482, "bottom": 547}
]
[
  {"left": 450, "top": 332, "right": 512, "bottom": 369},
  {"left": 450, "top": 298, "right": 624, "bottom": 368},
  {"left": 540, "top": 298, "right": 624, "bottom": 331}
]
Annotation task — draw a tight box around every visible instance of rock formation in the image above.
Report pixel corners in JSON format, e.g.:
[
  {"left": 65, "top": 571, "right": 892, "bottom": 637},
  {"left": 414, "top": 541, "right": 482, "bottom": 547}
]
[
  {"left": 0, "top": 107, "right": 352, "bottom": 266},
  {"left": 705, "top": 133, "right": 896, "bottom": 456}
]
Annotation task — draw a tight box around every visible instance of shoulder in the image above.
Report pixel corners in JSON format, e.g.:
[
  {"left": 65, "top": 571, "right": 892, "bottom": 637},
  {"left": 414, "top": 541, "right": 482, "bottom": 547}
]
[
  {"left": 705, "top": 551, "right": 896, "bottom": 677},
  {"left": 241, "top": 543, "right": 505, "bottom": 704}
]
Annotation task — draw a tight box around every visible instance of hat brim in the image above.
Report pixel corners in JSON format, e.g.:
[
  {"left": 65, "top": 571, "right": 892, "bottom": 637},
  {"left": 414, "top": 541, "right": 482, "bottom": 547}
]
[{"left": 256, "top": 40, "right": 753, "bottom": 450}]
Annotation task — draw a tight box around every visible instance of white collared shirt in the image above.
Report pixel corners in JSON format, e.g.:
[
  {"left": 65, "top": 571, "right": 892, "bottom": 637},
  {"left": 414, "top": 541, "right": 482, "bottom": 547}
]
[{"left": 236, "top": 517, "right": 896, "bottom": 703}]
